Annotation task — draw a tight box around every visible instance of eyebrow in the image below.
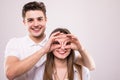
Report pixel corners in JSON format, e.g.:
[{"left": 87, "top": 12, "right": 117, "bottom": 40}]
[
  {"left": 27, "top": 16, "right": 43, "bottom": 20},
  {"left": 37, "top": 16, "right": 43, "bottom": 19}
]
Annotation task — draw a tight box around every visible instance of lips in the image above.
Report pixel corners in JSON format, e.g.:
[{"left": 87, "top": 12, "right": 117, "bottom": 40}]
[
  {"left": 57, "top": 50, "right": 66, "bottom": 55},
  {"left": 31, "top": 27, "right": 41, "bottom": 33}
]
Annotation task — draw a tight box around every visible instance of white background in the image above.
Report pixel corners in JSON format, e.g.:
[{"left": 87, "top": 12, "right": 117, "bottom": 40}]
[{"left": 0, "top": 0, "right": 120, "bottom": 80}]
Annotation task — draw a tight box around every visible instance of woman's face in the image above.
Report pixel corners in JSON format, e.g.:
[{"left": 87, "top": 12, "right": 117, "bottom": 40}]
[{"left": 52, "top": 34, "right": 71, "bottom": 60}]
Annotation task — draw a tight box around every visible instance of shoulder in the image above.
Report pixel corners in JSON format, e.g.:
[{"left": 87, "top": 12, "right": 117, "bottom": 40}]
[
  {"left": 5, "top": 36, "right": 27, "bottom": 50},
  {"left": 5, "top": 36, "right": 27, "bottom": 58},
  {"left": 7, "top": 36, "right": 27, "bottom": 45}
]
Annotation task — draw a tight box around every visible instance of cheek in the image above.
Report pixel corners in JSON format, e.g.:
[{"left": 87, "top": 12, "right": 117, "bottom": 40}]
[
  {"left": 27, "top": 26, "right": 32, "bottom": 31},
  {"left": 53, "top": 50, "right": 57, "bottom": 55},
  {"left": 28, "top": 23, "right": 34, "bottom": 28},
  {"left": 52, "top": 50, "right": 58, "bottom": 57},
  {"left": 25, "top": 23, "right": 32, "bottom": 29},
  {"left": 24, "top": 21, "right": 32, "bottom": 26},
  {"left": 40, "top": 21, "right": 47, "bottom": 26},
  {"left": 66, "top": 49, "right": 71, "bottom": 55},
  {"left": 42, "top": 26, "right": 46, "bottom": 30}
]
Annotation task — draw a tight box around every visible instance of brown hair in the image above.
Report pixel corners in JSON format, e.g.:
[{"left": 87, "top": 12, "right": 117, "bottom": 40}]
[
  {"left": 22, "top": 1, "right": 46, "bottom": 19},
  {"left": 43, "top": 28, "right": 82, "bottom": 80}
]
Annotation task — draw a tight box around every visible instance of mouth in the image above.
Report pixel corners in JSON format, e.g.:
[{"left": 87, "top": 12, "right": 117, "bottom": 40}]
[
  {"left": 31, "top": 27, "right": 41, "bottom": 33},
  {"left": 58, "top": 51, "right": 66, "bottom": 55}
]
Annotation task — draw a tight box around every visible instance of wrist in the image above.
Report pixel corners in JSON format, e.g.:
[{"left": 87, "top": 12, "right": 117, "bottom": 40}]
[
  {"left": 37, "top": 48, "right": 47, "bottom": 56},
  {"left": 78, "top": 47, "right": 86, "bottom": 53}
]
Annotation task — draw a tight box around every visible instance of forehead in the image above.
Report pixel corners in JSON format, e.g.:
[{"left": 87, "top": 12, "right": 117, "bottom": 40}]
[
  {"left": 55, "top": 34, "right": 70, "bottom": 42},
  {"left": 25, "top": 10, "right": 45, "bottom": 19}
]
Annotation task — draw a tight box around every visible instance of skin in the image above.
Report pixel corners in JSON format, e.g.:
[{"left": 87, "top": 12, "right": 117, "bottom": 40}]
[{"left": 52, "top": 36, "right": 71, "bottom": 60}]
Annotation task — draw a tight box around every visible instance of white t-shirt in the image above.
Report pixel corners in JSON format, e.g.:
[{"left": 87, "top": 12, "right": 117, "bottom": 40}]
[
  {"left": 5, "top": 35, "right": 47, "bottom": 80},
  {"left": 34, "top": 63, "right": 90, "bottom": 80}
]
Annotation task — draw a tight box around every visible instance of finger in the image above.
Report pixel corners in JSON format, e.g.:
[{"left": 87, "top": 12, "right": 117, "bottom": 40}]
[
  {"left": 50, "top": 31, "right": 61, "bottom": 37},
  {"left": 50, "top": 45, "right": 61, "bottom": 51},
  {"left": 49, "top": 32, "right": 61, "bottom": 42},
  {"left": 53, "top": 34, "right": 67, "bottom": 40},
  {"left": 66, "top": 34, "right": 77, "bottom": 39},
  {"left": 65, "top": 45, "right": 71, "bottom": 49}
]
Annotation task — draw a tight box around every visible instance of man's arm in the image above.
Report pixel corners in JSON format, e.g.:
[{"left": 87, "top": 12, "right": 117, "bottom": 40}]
[
  {"left": 5, "top": 32, "right": 61, "bottom": 80},
  {"left": 5, "top": 48, "right": 46, "bottom": 80}
]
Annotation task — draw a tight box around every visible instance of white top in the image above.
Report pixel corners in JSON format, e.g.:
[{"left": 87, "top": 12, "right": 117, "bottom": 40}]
[
  {"left": 5, "top": 35, "right": 47, "bottom": 80},
  {"left": 34, "top": 64, "right": 90, "bottom": 80}
]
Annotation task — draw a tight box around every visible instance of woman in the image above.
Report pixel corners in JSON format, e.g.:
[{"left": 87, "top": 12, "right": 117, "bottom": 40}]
[{"left": 42, "top": 28, "right": 90, "bottom": 80}]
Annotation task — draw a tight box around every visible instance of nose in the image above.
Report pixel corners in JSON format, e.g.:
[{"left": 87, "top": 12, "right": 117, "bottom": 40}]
[
  {"left": 60, "top": 44, "right": 66, "bottom": 50},
  {"left": 34, "top": 20, "right": 39, "bottom": 26}
]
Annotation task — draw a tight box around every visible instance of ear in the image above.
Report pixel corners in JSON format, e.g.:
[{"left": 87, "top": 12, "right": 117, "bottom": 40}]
[
  {"left": 23, "top": 19, "right": 26, "bottom": 26},
  {"left": 45, "top": 17, "right": 47, "bottom": 21}
]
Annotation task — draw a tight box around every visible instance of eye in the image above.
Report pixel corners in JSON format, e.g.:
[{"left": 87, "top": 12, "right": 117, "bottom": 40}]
[
  {"left": 37, "top": 17, "right": 43, "bottom": 21},
  {"left": 66, "top": 41, "right": 71, "bottom": 45},
  {"left": 27, "top": 18, "right": 33, "bottom": 22},
  {"left": 52, "top": 41, "right": 60, "bottom": 44}
]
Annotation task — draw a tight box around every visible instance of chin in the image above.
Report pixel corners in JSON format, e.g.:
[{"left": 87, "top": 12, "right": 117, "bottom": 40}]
[
  {"left": 57, "top": 56, "right": 67, "bottom": 60},
  {"left": 33, "top": 33, "right": 44, "bottom": 38}
]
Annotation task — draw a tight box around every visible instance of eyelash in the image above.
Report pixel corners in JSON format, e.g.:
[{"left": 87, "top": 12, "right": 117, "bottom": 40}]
[
  {"left": 27, "top": 18, "right": 43, "bottom": 22},
  {"left": 38, "top": 18, "right": 43, "bottom": 21},
  {"left": 52, "top": 41, "right": 71, "bottom": 45},
  {"left": 52, "top": 41, "right": 59, "bottom": 44},
  {"left": 66, "top": 42, "right": 71, "bottom": 45},
  {"left": 28, "top": 19, "right": 33, "bottom": 22}
]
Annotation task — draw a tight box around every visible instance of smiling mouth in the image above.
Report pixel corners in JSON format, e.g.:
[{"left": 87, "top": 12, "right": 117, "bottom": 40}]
[
  {"left": 32, "top": 28, "right": 41, "bottom": 32},
  {"left": 58, "top": 51, "right": 67, "bottom": 55}
]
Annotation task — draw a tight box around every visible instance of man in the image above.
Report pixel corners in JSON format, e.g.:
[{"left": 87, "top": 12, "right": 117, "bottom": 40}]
[{"left": 4, "top": 1, "right": 95, "bottom": 80}]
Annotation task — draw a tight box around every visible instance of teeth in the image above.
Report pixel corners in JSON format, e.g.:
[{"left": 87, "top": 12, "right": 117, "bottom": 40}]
[
  {"left": 34, "top": 28, "right": 40, "bottom": 31},
  {"left": 59, "top": 52, "right": 65, "bottom": 54}
]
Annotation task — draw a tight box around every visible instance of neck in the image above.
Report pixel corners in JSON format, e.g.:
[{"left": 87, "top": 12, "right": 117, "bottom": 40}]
[
  {"left": 54, "top": 58, "right": 67, "bottom": 69},
  {"left": 29, "top": 34, "right": 46, "bottom": 43},
  {"left": 54, "top": 58, "right": 68, "bottom": 80}
]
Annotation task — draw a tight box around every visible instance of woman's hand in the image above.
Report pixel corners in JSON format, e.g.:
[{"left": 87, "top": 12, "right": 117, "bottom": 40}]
[
  {"left": 66, "top": 34, "right": 84, "bottom": 51},
  {"left": 42, "top": 31, "right": 62, "bottom": 54}
]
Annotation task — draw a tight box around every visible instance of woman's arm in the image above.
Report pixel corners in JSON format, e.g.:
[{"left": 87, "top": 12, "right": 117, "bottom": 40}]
[{"left": 66, "top": 34, "right": 95, "bottom": 71}]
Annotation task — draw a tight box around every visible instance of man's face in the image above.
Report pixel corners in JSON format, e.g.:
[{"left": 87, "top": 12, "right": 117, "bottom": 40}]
[{"left": 23, "top": 10, "right": 47, "bottom": 38}]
